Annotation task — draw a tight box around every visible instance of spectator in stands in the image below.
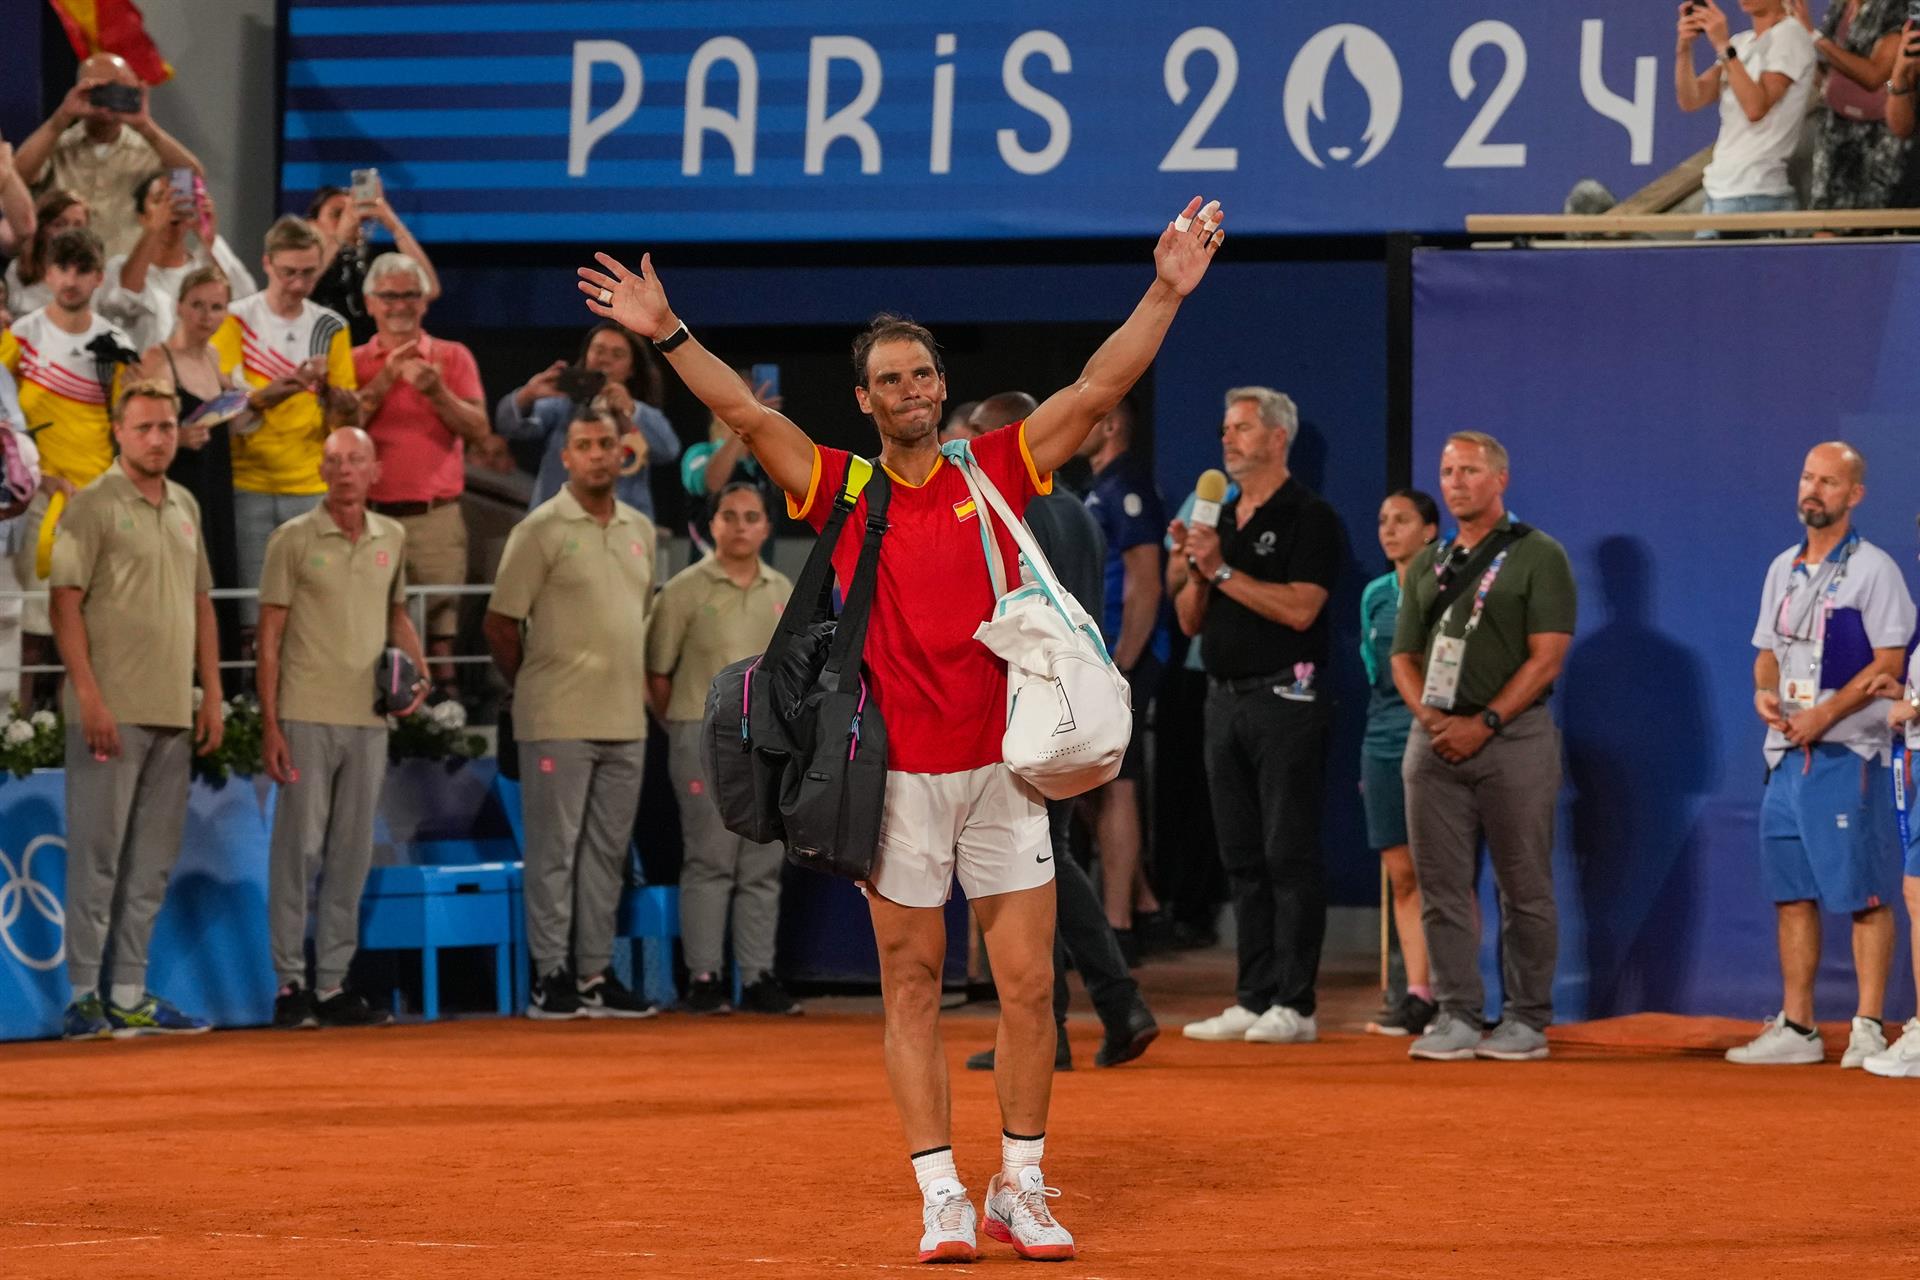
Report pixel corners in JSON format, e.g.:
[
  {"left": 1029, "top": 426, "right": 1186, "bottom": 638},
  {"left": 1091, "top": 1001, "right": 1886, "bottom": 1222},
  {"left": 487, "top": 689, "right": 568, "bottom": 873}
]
[
  {"left": 351, "top": 252, "right": 486, "bottom": 688},
  {"left": 1727, "top": 442, "right": 1909, "bottom": 1067},
  {"left": 0, "top": 136, "right": 33, "bottom": 259},
  {"left": 1392, "top": 432, "right": 1577, "bottom": 1063},
  {"left": 132, "top": 266, "right": 254, "bottom": 652},
  {"left": 307, "top": 183, "right": 442, "bottom": 345},
  {"left": 1360, "top": 489, "right": 1441, "bottom": 1038},
  {"left": 1882, "top": 19, "right": 1920, "bottom": 137},
  {"left": 1863, "top": 646, "right": 1920, "bottom": 1077},
  {"left": 646, "top": 481, "right": 799, "bottom": 1015},
  {"left": 942, "top": 399, "right": 979, "bottom": 440},
  {"left": 1676, "top": 0, "right": 1818, "bottom": 233},
  {"left": 484, "top": 405, "right": 658, "bottom": 1022},
  {"left": 10, "top": 54, "right": 206, "bottom": 258},
  {"left": 1798, "top": 0, "right": 1910, "bottom": 210},
  {"left": 5, "top": 191, "right": 89, "bottom": 317},
  {"left": 213, "top": 216, "right": 358, "bottom": 641},
  {"left": 1076, "top": 399, "right": 1169, "bottom": 962},
  {"left": 0, "top": 228, "right": 137, "bottom": 701},
  {"left": 952, "top": 391, "right": 1160, "bottom": 1071},
  {"left": 494, "top": 323, "right": 681, "bottom": 522},
  {"left": 259, "top": 427, "right": 428, "bottom": 1030},
  {"left": 98, "top": 171, "right": 255, "bottom": 352},
  {"left": 679, "top": 369, "right": 783, "bottom": 552},
  {"left": 1172, "top": 388, "right": 1340, "bottom": 1049},
  {"left": 0, "top": 357, "right": 42, "bottom": 695},
  {"left": 50, "top": 379, "right": 223, "bottom": 1039}
]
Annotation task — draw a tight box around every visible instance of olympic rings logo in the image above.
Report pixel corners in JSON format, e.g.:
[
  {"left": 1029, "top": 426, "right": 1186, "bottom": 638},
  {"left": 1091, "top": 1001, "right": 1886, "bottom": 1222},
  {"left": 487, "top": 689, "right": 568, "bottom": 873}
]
[{"left": 0, "top": 835, "right": 66, "bottom": 972}]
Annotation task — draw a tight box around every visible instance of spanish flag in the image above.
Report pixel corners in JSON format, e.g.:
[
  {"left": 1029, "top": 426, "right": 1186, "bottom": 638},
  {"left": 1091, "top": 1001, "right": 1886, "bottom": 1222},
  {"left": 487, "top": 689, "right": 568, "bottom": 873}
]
[{"left": 47, "top": 0, "right": 173, "bottom": 85}]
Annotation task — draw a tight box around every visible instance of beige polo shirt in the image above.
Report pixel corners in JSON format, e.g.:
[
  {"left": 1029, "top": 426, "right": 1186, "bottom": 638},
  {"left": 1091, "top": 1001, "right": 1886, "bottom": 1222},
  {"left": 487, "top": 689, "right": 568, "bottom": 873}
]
[
  {"left": 646, "top": 555, "right": 792, "bottom": 722},
  {"left": 50, "top": 463, "right": 212, "bottom": 729},
  {"left": 40, "top": 122, "right": 163, "bottom": 259},
  {"left": 489, "top": 486, "right": 655, "bottom": 742},
  {"left": 258, "top": 504, "right": 408, "bottom": 727}
]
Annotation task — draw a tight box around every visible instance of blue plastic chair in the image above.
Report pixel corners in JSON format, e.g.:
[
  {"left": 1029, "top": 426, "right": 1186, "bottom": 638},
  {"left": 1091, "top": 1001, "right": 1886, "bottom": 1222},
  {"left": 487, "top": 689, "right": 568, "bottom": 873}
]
[{"left": 359, "top": 863, "right": 517, "bottom": 1020}]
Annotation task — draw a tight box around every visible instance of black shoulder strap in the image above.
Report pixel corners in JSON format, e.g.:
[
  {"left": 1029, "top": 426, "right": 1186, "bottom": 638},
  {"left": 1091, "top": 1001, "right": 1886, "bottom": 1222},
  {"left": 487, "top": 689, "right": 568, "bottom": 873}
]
[
  {"left": 762, "top": 455, "right": 879, "bottom": 667},
  {"left": 821, "top": 469, "right": 891, "bottom": 688},
  {"left": 1422, "top": 522, "right": 1532, "bottom": 633}
]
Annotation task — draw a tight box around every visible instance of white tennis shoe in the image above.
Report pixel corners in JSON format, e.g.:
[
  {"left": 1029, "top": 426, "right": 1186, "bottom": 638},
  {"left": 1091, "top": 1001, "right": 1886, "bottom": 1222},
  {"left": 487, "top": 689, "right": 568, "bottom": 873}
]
[
  {"left": 984, "top": 1166, "right": 1075, "bottom": 1261},
  {"left": 1244, "top": 1006, "right": 1318, "bottom": 1044},
  {"left": 1182, "top": 1004, "right": 1261, "bottom": 1041},
  {"left": 1841, "top": 1015, "right": 1889, "bottom": 1069},
  {"left": 1725, "top": 1013, "right": 1824, "bottom": 1065},
  {"left": 1863, "top": 1018, "right": 1920, "bottom": 1078},
  {"left": 917, "top": 1182, "right": 978, "bottom": 1264}
]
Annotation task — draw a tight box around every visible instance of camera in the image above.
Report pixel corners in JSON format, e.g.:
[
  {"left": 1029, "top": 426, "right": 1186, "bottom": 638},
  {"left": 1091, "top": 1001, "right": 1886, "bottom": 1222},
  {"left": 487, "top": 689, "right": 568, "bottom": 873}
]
[
  {"left": 87, "top": 83, "right": 141, "bottom": 115},
  {"left": 555, "top": 365, "right": 607, "bottom": 404}
]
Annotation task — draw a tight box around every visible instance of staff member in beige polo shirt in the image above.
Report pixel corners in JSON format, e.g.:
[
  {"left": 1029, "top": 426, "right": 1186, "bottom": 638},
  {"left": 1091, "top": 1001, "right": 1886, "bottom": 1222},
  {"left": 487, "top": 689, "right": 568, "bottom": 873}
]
[
  {"left": 50, "top": 379, "right": 224, "bottom": 1041},
  {"left": 646, "top": 481, "right": 796, "bottom": 1015},
  {"left": 258, "top": 427, "right": 430, "bottom": 1031},
  {"left": 485, "top": 403, "right": 658, "bottom": 1022}
]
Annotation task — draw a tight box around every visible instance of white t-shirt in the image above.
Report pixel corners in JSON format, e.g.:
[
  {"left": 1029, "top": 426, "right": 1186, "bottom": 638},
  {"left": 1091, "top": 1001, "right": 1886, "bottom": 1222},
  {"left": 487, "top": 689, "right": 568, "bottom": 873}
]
[
  {"left": 96, "top": 236, "right": 260, "bottom": 353},
  {"left": 1701, "top": 22, "right": 1819, "bottom": 200},
  {"left": 1752, "top": 536, "right": 1916, "bottom": 765}
]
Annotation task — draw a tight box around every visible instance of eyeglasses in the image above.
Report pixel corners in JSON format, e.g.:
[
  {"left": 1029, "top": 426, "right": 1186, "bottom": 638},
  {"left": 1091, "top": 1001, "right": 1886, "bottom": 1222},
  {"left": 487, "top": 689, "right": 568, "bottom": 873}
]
[{"left": 370, "top": 291, "right": 423, "bottom": 303}]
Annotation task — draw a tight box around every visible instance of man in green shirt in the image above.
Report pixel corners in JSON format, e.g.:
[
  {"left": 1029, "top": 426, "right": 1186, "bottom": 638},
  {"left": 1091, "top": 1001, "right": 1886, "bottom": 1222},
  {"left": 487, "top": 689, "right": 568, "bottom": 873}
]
[{"left": 1390, "top": 431, "right": 1577, "bottom": 1063}]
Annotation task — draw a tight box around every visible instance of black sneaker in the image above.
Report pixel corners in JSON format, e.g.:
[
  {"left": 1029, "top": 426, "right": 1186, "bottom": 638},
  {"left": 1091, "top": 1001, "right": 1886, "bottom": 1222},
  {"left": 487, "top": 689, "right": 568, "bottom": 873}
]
[
  {"left": 967, "top": 1025, "right": 1074, "bottom": 1072},
  {"left": 527, "top": 968, "right": 586, "bottom": 1020},
  {"left": 739, "top": 974, "right": 802, "bottom": 1016},
  {"left": 682, "top": 972, "right": 731, "bottom": 1014},
  {"left": 1368, "top": 994, "right": 1438, "bottom": 1037},
  {"left": 577, "top": 968, "right": 658, "bottom": 1019},
  {"left": 273, "top": 983, "right": 319, "bottom": 1030},
  {"left": 1094, "top": 998, "right": 1160, "bottom": 1068},
  {"left": 315, "top": 988, "right": 393, "bottom": 1028}
]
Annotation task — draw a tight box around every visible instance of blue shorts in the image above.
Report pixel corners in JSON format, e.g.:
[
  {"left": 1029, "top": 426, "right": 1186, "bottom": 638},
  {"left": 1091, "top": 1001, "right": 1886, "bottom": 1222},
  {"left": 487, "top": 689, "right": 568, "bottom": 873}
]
[
  {"left": 1761, "top": 744, "right": 1902, "bottom": 912},
  {"left": 1361, "top": 750, "right": 1408, "bottom": 850}
]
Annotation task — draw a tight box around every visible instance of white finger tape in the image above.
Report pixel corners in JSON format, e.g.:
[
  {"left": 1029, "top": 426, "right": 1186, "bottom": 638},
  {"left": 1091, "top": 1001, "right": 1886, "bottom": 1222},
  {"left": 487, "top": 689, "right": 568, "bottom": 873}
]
[
  {"left": 1198, "top": 199, "right": 1221, "bottom": 221},
  {"left": 598, "top": 288, "right": 614, "bottom": 305},
  {"left": 1202, "top": 217, "right": 1221, "bottom": 235},
  {"left": 1173, "top": 215, "right": 1193, "bottom": 233}
]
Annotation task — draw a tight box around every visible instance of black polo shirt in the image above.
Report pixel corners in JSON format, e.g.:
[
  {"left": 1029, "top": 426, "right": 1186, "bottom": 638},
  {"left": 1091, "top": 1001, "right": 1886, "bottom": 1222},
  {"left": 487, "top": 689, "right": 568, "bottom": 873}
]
[{"left": 1200, "top": 477, "right": 1342, "bottom": 679}]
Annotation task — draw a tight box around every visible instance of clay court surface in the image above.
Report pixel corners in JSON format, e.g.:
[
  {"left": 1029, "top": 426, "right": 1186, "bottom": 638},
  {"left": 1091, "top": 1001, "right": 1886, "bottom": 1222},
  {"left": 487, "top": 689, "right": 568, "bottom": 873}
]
[{"left": 5, "top": 950, "right": 1916, "bottom": 1280}]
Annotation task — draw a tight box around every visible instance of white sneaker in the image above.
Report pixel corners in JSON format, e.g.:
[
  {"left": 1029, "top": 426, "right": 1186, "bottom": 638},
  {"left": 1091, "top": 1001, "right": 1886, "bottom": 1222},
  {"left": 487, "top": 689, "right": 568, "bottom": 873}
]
[
  {"left": 1863, "top": 1018, "right": 1920, "bottom": 1078},
  {"left": 1244, "top": 1005, "right": 1318, "bottom": 1044},
  {"left": 1724, "top": 1013, "right": 1824, "bottom": 1065},
  {"left": 983, "top": 1166, "right": 1075, "bottom": 1261},
  {"left": 1841, "top": 1015, "right": 1888, "bottom": 1069},
  {"left": 1182, "top": 1004, "right": 1262, "bottom": 1041},
  {"left": 917, "top": 1181, "right": 978, "bottom": 1264}
]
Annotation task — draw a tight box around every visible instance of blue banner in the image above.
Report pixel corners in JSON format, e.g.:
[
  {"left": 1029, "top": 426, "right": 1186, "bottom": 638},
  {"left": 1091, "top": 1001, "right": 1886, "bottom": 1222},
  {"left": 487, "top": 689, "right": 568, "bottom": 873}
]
[{"left": 282, "top": 0, "right": 1717, "bottom": 243}]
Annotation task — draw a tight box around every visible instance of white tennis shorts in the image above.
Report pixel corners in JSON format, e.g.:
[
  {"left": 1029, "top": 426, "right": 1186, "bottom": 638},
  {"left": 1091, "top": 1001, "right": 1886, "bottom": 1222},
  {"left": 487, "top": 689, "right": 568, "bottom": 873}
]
[{"left": 867, "top": 763, "right": 1053, "bottom": 908}]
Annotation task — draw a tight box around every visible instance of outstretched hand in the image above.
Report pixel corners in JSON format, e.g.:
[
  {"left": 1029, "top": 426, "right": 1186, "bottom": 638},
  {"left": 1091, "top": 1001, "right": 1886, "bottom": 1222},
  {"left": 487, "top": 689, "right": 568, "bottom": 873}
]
[
  {"left": 578, "top": 252, "right": 676, "bottom": 342},
  {"left": 1155, "top": 196, "right": 1225, "bottom": 297}
]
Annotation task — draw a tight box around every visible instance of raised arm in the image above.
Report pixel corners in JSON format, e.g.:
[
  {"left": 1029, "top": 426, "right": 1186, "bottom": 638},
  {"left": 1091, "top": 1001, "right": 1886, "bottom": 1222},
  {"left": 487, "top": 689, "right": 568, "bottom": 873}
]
[
  {"left": 1022, "top": 197, "right": 1224, "bottom": 476},
  {"left": 577, "top": 253, "right": 815, "bottom": 498}
]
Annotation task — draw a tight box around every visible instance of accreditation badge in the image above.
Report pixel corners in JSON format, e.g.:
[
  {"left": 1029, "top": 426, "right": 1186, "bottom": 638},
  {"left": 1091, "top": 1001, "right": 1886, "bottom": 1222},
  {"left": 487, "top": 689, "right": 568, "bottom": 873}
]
[{"left": 1422, "top": 635, "right": 1466, "bottom": 710}]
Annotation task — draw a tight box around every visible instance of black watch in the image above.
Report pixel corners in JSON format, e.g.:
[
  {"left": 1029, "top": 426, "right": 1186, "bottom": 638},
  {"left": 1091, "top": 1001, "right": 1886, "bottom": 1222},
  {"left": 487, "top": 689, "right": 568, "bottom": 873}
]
[
  {"left": 655, "top": 322, "right": 692, "bottom": 353},
  {"left": 1481, "top": 708, "right": 1504, "bottom": 734}
]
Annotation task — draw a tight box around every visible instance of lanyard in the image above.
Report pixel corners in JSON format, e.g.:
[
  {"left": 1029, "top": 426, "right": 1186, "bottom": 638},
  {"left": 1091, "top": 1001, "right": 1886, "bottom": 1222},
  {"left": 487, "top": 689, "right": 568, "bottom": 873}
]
[
  {"left": 1775, "top": 529, "right": 1860, "bottom": 665},
  {"left": 1435, "top": 544, "right": 1512, "bottom": 638}
]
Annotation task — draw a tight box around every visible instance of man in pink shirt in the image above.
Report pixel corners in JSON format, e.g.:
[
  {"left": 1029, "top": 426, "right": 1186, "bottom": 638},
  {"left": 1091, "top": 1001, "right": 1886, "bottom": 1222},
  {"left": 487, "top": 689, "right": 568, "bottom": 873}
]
[{"left": 351, "top": 253, "right": 489, "bottom": 681}]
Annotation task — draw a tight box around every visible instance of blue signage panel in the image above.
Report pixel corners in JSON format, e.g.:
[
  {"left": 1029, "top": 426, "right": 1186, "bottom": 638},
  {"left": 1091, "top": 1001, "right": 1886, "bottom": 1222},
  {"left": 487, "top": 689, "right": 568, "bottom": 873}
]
[{"left": 282, "top": 0, "right": 1720, "bottom": 242}]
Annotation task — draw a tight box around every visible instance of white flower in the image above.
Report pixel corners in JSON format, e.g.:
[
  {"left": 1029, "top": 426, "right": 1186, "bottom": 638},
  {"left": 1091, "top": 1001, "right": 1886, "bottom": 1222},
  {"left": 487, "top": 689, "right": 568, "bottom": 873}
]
[
  {"left": 192, "top": 686, "right": 205, "bottom": 710},
  {"left": 30, "top": 710, "right": 55, "bottom": 731},
  {"left": 4, "top": 720, "right": 34, "bottom": 746},
  {"left": 430, "top": 700, "right": 467, "bottom": 731}
]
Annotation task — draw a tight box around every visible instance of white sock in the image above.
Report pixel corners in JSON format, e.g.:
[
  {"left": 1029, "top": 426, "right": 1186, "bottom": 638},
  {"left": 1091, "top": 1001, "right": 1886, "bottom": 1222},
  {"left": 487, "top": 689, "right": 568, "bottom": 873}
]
[
  {"left": 911, "top": 1146, "right": 961, "bottom": 1201},
  {"left": 109, "top": 983, "right": 142, "bottom": 1009},
  {"left": 1001, "top": 1131, "right": 1044, "bottom": 1185}
]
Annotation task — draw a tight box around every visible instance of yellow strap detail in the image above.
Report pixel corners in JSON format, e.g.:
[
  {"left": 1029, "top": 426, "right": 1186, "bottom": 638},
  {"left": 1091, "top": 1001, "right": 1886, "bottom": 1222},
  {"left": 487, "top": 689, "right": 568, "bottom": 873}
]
[{"left": 842, "top": 455, "right": 874, "bottom": 502}]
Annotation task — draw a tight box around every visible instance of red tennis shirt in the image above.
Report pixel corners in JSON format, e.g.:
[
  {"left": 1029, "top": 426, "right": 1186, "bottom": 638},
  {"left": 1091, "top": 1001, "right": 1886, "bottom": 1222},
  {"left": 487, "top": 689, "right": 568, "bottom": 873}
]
[{"left": 788, "top": 422, "right": 1050, "bottom": 775}]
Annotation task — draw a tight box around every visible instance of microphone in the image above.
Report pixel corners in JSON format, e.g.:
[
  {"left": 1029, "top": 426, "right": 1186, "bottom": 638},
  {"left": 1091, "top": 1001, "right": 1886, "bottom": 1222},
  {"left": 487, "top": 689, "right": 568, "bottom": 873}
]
[{"left": 1190, "top": 468, "right": 1228, "bottom": 530}]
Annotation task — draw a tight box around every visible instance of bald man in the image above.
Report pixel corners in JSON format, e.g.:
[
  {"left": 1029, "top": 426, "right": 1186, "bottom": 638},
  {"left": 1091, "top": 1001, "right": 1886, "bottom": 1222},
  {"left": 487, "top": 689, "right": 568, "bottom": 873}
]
[
  {"left": 12, "top": 53, "right": 207, "bottom": 257},
  {"left": 1729, "top": 441, "right": 1913, "bottom": 1068},
  {"left": 259, "top": 428, "right": 428, "bottom": 1029},
  {"left": 946, "top": 393, "right": 1159, "bottom": 1071}
]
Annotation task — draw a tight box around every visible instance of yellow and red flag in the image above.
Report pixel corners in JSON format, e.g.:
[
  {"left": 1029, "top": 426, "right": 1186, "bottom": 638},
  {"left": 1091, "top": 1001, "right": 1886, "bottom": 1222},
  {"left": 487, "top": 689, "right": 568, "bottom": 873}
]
[{"left": 47, "top": 0, "right": 173, "bottom": 85}]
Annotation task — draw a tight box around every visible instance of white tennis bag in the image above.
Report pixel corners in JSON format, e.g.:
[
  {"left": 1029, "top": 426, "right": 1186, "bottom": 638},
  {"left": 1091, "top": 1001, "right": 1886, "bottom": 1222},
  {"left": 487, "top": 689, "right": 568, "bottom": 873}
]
[{"left": 948, "top": 441, "right": 1132, "bottom": 800}]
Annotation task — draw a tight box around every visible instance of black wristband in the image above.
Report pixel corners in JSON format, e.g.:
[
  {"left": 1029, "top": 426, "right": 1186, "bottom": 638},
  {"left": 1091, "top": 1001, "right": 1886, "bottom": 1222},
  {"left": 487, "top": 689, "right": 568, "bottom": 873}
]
[{"left": 655, "top": 323, "right": 691, "bottom": 353}]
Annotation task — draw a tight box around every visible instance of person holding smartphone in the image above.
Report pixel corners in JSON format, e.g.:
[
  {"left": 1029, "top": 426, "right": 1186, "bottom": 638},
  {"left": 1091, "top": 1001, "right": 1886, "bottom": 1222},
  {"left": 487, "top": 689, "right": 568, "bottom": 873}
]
[
  {"left": 97, "top": 170, "right": 257, "bottom": 352},
  {"left": 1884, "top": 18, "right": 1920, "bottom": 136},
  {"left": 306, "top": 175, "right": 442, "bottom": 345},
  {"left": 9, "top": 53, "right": 205, "bottom": 258}
]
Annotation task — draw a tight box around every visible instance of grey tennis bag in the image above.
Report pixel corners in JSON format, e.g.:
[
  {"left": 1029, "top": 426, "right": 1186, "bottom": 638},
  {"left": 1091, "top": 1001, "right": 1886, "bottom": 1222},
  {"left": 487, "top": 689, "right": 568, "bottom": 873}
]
[{"left": 701, "top": 459, "right": 891, "bottom": 879}]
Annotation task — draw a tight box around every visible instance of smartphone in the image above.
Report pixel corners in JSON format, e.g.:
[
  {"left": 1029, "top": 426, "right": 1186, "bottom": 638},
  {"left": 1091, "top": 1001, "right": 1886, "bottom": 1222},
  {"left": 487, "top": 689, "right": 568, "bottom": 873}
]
[
  {"left": 750, "top": 362, "right": 781, "bottom": 402},
  {"left": 555, "top": 364, "right": 607, "bottom": 404},
  {"left": 167, "top": 167, "right": 195, "bottom": 223},
  {"left": 87, "top": 83, "right": 141, "bottom": 114},
  {"left": 350, "top": 167, "right": 382, "bottom": 206},
  {"left": 1908, "top": 0, "right": 1920, "bottom": 25}
]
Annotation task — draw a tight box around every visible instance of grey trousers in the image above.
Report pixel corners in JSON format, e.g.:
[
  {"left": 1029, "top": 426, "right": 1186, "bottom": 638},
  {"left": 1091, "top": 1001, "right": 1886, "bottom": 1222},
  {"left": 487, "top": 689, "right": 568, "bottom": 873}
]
[
  {"left": 1402, "top": 703, "right": 1562, "bottom": 1030},
  {"left": 267, "top": 721, "right": 387, "bottom": 990},
  {"left": 62, "top": 720, "right": 191, "bottom": 996},
  {"left": 667, "top": 720, "right": 784, "bottom": 978},
  {"left": 519, "top": 738, "right": 646, "bottom": 976}
]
